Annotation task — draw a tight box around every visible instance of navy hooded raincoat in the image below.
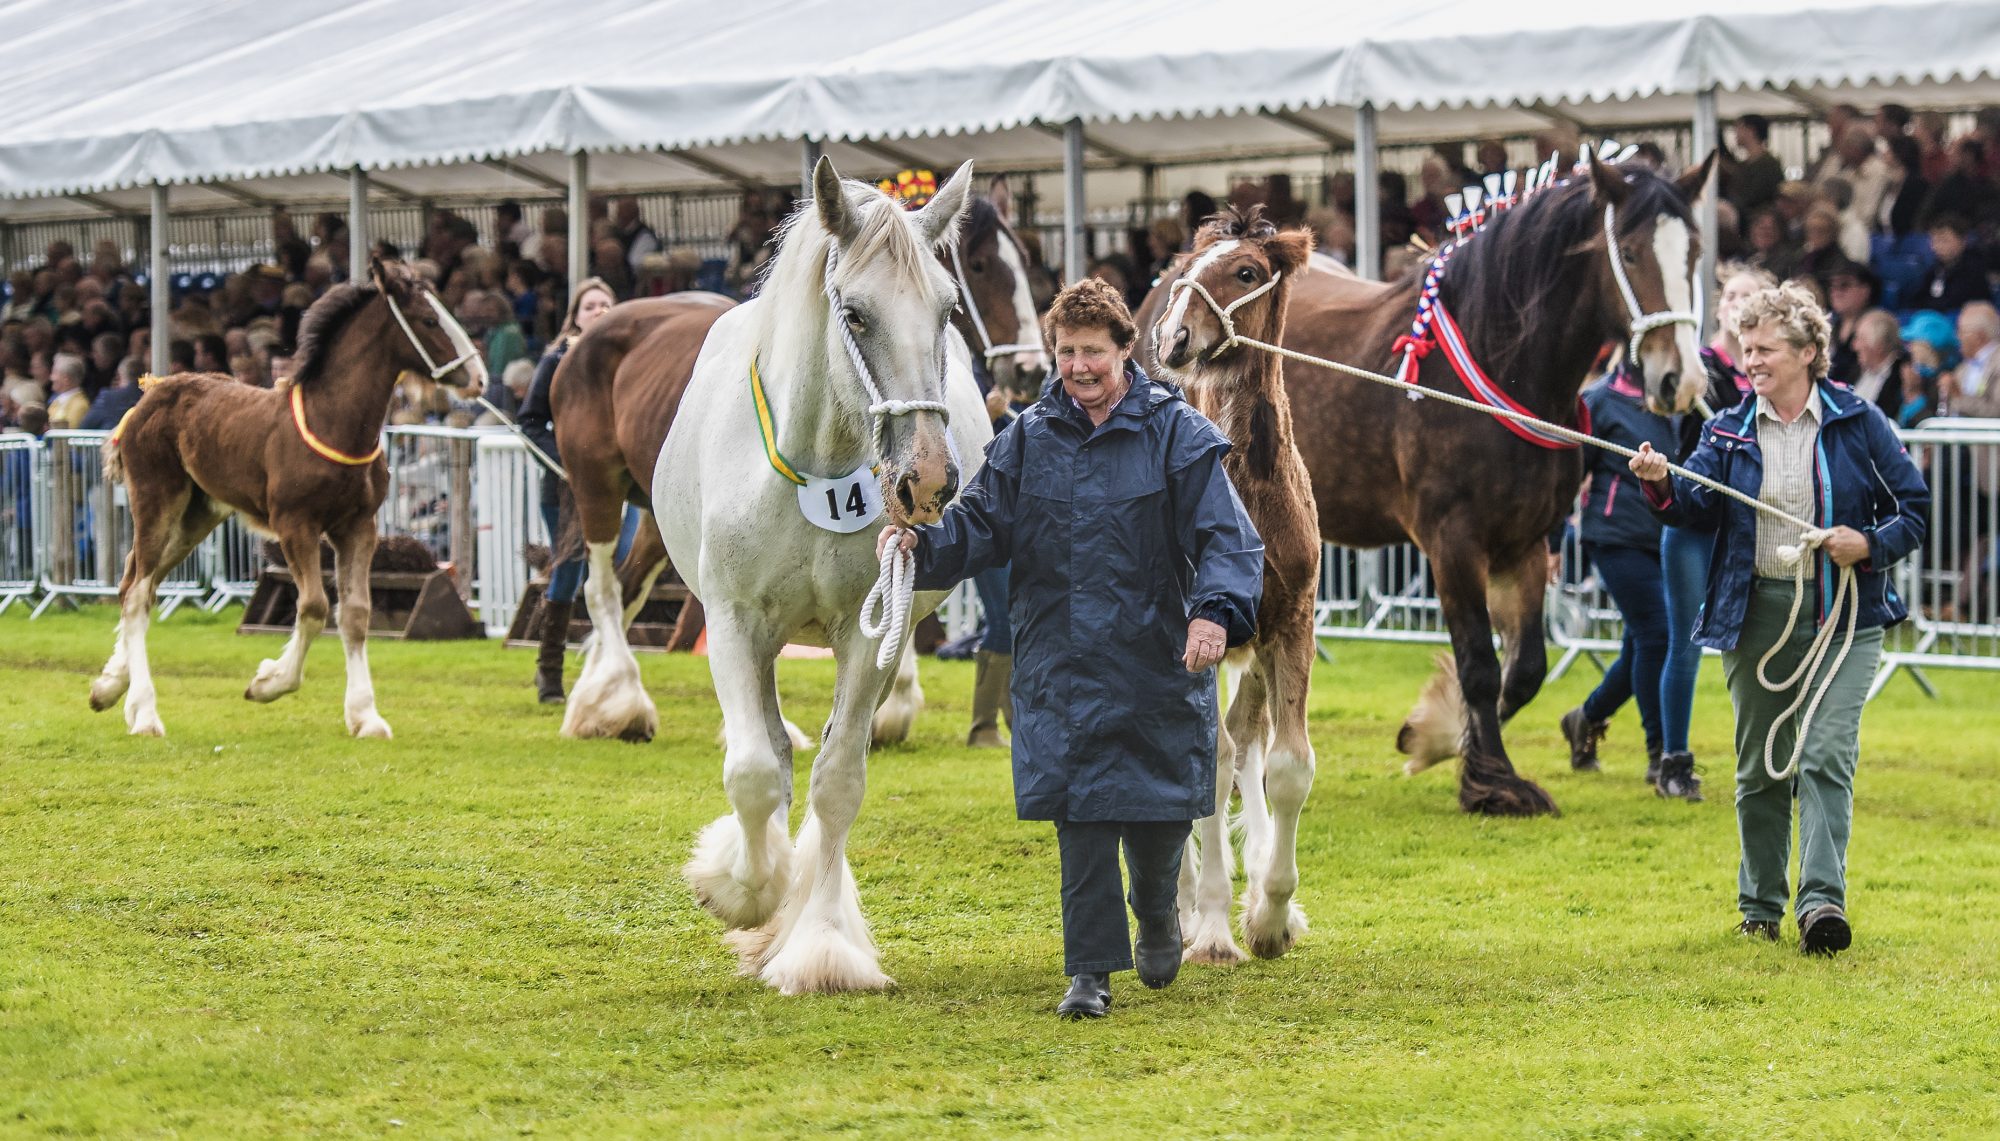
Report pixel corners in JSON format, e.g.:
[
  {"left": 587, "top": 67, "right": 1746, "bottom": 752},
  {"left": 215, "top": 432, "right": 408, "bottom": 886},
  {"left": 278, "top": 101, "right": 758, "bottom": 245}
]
[{"left": 911, "top": 364, "right": 1264, "bottom": 822}]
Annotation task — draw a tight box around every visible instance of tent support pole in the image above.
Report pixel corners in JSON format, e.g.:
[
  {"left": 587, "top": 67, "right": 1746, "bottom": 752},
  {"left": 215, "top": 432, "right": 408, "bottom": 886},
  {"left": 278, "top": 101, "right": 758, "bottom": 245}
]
[
  {"left": 568, "top": 150, "right": 589, "bottom": 294},
  {"left": 348, "top": 166, "right": 369, "bottom": 281},
  {"left": 1063, "top": 117, "right": 1086, "bottom": 284},
  {"left": 1354, "top": 102, "right": 1380, "bottom": 281},
  {"left": 802, "top": 138, "right": 823, "bottom": 199},
  {"left": 150, "top": 183, "right": 168, "bottom": 377},
  {"left": 1692, "top": 85, "right": 1721, "bottom": 342}
]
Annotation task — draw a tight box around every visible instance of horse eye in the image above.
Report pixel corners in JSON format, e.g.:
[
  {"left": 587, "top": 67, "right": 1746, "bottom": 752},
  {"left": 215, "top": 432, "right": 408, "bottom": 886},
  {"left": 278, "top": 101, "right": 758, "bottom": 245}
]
[
  {"left": 1621, "top": 248, "right": 1639, "bottom": 266},
  {"left": 969, "top": 258, "right": 987, "bottom": 274},
  {"left": 844, "top": 308, "right": 867, "bottom": 332},
  {"left": 1236, "top": 267, "right": 1259, "bottom": 283}
]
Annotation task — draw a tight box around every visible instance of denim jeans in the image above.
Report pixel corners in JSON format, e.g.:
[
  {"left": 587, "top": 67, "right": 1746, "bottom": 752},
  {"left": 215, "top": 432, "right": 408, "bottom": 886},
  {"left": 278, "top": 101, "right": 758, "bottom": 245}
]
[
  {"left": 542, "top": 503, "right": 640, "bottom": 605},
  {"left": 1659, "top": 524, "right": 1715, "bottom": 754},
  {"left": 1581, "top": 541, "right": 1670, "bottom": 753},
  {"left": 972, "top": 564, "right": 1012, "bottom": 654}
]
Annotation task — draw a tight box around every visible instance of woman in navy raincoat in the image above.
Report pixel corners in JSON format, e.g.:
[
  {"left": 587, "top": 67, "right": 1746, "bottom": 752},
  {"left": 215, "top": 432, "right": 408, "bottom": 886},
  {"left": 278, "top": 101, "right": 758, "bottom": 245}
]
[{"left": 880, "top": 279, "right": 1263, "bottom": 1019}]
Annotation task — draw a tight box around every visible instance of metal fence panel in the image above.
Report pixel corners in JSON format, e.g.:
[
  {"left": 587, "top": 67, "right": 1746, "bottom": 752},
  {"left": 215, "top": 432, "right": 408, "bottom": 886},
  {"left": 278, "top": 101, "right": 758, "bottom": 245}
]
[
  {"left": 31, "top": 431, "right": 205, "bottom": 617},
  {"left": 0, "top": 433, "right": 42, "bottom": 613},
  {"left": 472, "top": 433, "right": 550, "bottom": 636}
]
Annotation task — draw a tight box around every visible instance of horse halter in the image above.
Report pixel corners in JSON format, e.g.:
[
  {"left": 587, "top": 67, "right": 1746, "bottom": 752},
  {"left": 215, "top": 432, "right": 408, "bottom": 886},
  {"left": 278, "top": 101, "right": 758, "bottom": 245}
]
[
  {"left": 821, "top": 246, "right": 955, "bottom": 463},
  {"left": 1604, "top": 203, "right": 1699, "bottom": 371},
  {"left": 945, "top": 237, "right": 1043, "bottom": 363},
  {"left": 383, "top": 287, "right": 482, "bottom": 381},
  {"left": 1165, "top": 268, "right": 1284, "bottom": 361}
]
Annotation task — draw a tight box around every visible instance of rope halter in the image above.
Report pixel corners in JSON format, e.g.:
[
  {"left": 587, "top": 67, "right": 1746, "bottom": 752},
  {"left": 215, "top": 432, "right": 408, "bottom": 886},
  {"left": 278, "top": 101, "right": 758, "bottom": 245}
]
[
  {"left": 385, "top": 288, "right": 484, "bottom": 382},
  {"left": 822, "top": 246, "right": 953, "bottom": 465},
  {"left": 1603, "top": 202, "right": 1699, "bottom": 372},
  {"left": 1163, "top": 269, "right": 1285, "bottom": 361},
  {"left": 946, "top": 238, "right": 1044, "bottom": 363}
]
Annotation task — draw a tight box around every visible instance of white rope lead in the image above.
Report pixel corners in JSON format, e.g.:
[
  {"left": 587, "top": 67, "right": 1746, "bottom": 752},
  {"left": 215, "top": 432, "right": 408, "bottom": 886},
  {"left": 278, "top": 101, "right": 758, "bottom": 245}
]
[
  {"left": 1202, "top": 318, "right": 1859, "bottom": 790},
  {"left": 859, "top": 534, "right": 916, "bottom": 669}
]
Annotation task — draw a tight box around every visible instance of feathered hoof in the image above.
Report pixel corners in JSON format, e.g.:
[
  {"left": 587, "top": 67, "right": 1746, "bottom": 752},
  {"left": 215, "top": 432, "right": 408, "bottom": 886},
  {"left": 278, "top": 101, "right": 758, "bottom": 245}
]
[
  {"left": 1182, "top": 907, "right": 1247, "bottom": 966},
  {"left": 1397, "top": 652, "right": 1464, "bottom": 772},
  {"left": 758, "top": 926, "right": 894, "bottom": 995},
  {"left": 684, "top": 814, "right": 791, "bottom": 930},
  {"left": 1459, "top": 770, "right": 1560, "bottom": 817},
  {"left": 723, "top": 924, "right": 779, "bottom": 976},
  {"left": 561, "top": 677, "right": 658, "bottom": 743},
  {"left": 126, "top": 709, "right": 166, "bottom": 738},
  {"left": 869, "top": 700, "right": 919, "bottom": 747},
  {"left": 347, "top": 711, "right": 394, "bottom": 740},
  {"left": 89, "top": 672, "right": 129, "bottom": 712},
  {"left": 1242, "top": 890, "right": 1308, "bottom": 960},
  {"left": 244, "top": 659, "right": 299, "bottom": 704}
]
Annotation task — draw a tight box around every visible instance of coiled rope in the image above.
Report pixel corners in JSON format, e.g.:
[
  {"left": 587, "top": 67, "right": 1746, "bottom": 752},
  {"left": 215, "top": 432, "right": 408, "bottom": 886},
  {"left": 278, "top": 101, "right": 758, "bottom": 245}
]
[{"left": 1181, "top": 289, "right": 1859, "bottom": 784}]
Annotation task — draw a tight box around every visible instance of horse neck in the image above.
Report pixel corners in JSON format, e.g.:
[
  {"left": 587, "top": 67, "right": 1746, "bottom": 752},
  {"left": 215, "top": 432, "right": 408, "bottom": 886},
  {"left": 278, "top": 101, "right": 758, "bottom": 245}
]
[
  {"left": 1202, "top": 284, "right": 1300, "bottom": 474},
  {"left": 298, "top": 303, "right": 408, "bottom": 453},
  {"left": 759, "top": 299, "right": 873, "bottom": 476},
  {"left": 1439, "top": 227, "right": 1610, "bottom": 419}
]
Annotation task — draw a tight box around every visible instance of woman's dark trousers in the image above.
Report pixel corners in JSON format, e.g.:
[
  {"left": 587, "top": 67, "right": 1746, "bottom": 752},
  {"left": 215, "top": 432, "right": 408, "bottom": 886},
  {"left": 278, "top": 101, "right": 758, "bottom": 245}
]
[{"left": 1054, "top": 820, "right": 1192, "bottom": 976}]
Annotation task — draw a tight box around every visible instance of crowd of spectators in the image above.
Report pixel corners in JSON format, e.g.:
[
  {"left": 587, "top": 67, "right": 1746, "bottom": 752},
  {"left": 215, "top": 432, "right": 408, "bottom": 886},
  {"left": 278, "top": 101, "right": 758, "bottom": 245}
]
[{"left": 7, "top": 103, "right": 2000, "bottom": 441}]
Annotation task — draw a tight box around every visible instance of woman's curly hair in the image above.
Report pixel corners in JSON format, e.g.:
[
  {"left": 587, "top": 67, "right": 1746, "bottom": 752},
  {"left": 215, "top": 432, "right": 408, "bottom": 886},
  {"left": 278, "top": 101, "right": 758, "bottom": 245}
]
[
  {"left": 1042, "top": 277, "right": 1136, "bottom": 351},
  {"left": 1729, "top": 280, "right": 1833, "bottom": 381}
]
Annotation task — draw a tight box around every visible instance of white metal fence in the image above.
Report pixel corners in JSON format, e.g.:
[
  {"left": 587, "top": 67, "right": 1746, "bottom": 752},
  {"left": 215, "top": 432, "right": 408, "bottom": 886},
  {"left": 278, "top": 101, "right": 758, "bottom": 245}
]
[{"left": 6, "top": 421, "right": 1998, "bottom": 701}]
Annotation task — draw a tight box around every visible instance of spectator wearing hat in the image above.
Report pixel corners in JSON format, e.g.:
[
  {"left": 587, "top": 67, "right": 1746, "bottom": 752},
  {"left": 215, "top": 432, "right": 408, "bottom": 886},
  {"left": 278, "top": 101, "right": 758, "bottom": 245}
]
[
  {"left": 1824, "top": 261, "right": 1877, "bottom": 385},
  {"left": 1912, "top": 215, "right": 1991, "bottom": 313},
  {"left": 1898, "top": 310, "right": 1957, "bottom": 426}
]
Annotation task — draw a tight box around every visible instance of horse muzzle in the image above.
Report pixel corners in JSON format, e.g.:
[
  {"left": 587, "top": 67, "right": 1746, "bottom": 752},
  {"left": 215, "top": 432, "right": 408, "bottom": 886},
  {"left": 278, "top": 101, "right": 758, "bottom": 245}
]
[{"left": 887, "top": 459, "right": 959, "bottom": 526}]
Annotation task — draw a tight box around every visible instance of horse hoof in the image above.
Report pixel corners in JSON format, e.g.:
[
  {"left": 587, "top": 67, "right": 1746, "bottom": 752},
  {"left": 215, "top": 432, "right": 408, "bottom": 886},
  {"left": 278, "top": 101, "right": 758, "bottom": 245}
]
[
  {"left": 127, "top": 712, "right": 166, "bottom": 738},
  {"left": 1460, "top": 774, "right": 1560, "bottom": 817},
  {"left": 349, "top": 714, "right": 393, "bottom": 740},
  {"left": 1182, "top": 909, "right": 1247, "bottom": 965},
  {"left": 89, "top": 675, "right": 128, "bottom": 712},
  {"left": 1242, "top": 894, "right": 1308, "bottom": 960},
  {"left": 244, "top": 661, "right": 295, "bottom": 703},
  {"left": 685, "top": 814, "right": 792, "bottom": 930},
  {"left": 759, "top": 932, "right": 894, "bottom": 996}
]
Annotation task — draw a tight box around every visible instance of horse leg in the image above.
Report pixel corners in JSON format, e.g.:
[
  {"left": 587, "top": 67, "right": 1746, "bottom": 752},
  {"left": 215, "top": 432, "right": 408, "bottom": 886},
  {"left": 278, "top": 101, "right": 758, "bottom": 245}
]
[
  {"left": 1184, "top": 665, "right": 1252, "bottom": 965},
  {"left": 563, "top": 539, "right": 658, "bottom": 742},
  {"left": 95, "top": 480, "right": 202, "bottom": 735},
  {"left": 753, "top": 619, "right": 899, "bottom": 994},
  {"left": 683, "top": 606, "right": 795, "bottom": 937},
  {"left": 1434, "top": 542, "right": 1557, "bottom": 816},
  {"left": 869, "top": 637, "right": 924, "bottom": 746},
  {"left": 1491, "top": 548, "right": 1550, "bottom": 724},
  {"left": 615, "top": 518, "right": 668, "bottom": 628},
  {"left": 1242, "top": 619, "right": 1317, "bottom": 958},
  {"left": 1232, "top": 667, "right": 1276, "bottom": 881},
  {"left": 329, "top": 517, "right": 391, "bottom": 739},
  {"left": 247, "top": 522, "right": 327, "bottom": 703}
]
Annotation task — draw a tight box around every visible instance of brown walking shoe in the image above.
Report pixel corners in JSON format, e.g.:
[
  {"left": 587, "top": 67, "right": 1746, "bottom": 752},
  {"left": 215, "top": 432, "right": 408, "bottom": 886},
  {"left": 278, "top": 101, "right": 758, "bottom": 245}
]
[
  {"left": 1560, "top": 706, "right": 1607, "bottom": 772},
  {"left": 1734, "top": 918, "right": 1781, "bottom": 942},
  {"left": 1799, "top": 904, "right": 1852, "bottom": 956}
]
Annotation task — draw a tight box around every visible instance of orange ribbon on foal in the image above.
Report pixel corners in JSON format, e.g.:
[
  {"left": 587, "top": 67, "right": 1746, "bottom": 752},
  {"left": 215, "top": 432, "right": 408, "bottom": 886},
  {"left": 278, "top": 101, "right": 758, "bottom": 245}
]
[{"left": 290, "top": 384, "right": 383, "bottom": 466}]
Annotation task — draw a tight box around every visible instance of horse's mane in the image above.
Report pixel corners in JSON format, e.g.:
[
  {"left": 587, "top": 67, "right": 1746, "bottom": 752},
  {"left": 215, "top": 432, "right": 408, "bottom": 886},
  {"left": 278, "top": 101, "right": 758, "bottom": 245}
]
[
  {"left": 291, "top": 282, "right": 378, "bottom": 385},
  {"left": 1437, "top": 164, "right": 1693, "bottom": 389},
  {"left": 754, "top": 179, "right": 953, "bottom": 350},
  {"left": 960, "top": 195, "right": 1003, "bottom": 255}
]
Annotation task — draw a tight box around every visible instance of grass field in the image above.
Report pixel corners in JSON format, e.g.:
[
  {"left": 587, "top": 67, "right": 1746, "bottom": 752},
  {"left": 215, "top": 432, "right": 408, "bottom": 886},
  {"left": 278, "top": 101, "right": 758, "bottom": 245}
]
[{"left": 2, "top": 607, "right": 1997, "bottom": 1138}]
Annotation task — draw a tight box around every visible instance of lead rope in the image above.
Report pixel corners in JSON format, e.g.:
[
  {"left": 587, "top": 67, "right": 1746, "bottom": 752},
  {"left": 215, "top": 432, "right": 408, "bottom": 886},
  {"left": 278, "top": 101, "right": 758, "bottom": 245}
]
[
  {"left": 947, "top": 239, "right": 1044, "bottom": 362},
  {"left": 822, "top": 246, "right": 954, "bottom": 668},
  {"left": 1179, "top": 277, "right": 1858, "bottom": 787}
]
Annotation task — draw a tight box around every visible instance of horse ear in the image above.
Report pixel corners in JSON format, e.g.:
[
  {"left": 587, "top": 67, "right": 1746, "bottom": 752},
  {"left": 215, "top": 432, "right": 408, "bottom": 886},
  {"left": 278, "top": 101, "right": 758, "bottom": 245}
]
[
  {"left": 987, "top": 175, "right": 1013, "bottom": 225},
  {"left": 1676, "top": 148, "right": 1720, "bottom": 206},
  {"left": 367, "top": 254, "right": 389, "bottom": 291},
  {"left": 916, "top": 161, "right": 975, "bottom": 248},
  {"left": 1586, "top": 150, "right": 1629, "bottom": 206},
  {"left": 1265, "top": 228, "right": 1316, "bottom": 275},
  {"left": 813, "top": 156, "right": 857, "bottom": 244}
]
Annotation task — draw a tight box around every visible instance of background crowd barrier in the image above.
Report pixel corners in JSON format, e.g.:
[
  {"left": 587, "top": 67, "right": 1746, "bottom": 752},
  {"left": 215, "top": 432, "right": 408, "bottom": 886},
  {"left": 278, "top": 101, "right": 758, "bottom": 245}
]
[{"left": 5, "top": 421, "right": 1996, "bottom": 701}]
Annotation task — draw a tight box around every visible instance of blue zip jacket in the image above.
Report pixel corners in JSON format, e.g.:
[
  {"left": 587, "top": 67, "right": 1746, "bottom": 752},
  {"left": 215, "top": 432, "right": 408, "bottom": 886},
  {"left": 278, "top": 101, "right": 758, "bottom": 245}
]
[
  {"left": 1580, "top": 369, "right": 1675, "bottom": 552},
  {"left": 1643, "top": 379, "right": 1929, "bottom": 650},
  {"left": 911, "top": 363, "right": 1264, "bottom": 822}
]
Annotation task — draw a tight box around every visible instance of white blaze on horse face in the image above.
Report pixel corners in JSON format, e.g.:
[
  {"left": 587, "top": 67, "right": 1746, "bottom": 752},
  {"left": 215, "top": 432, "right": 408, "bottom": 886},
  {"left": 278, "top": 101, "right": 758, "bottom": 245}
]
[
  {"left": 1645, "top": 215, "right": 1704, "bottom": 411},
  {"left": 1158, "top": 239, "right": 1240, "bottom": 365},
  {"left": 994, "top": 233, "right": 1047, "bottom": 373}
]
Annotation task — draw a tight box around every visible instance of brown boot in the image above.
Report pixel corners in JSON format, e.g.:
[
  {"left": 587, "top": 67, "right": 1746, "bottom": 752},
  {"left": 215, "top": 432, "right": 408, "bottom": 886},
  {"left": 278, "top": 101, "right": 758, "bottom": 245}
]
[
  {"left": 535, "top": 597, "right": 573, "bottom": 705},
  {"left": 967, "top": 650, "right": 1012, "bottom": 748}
]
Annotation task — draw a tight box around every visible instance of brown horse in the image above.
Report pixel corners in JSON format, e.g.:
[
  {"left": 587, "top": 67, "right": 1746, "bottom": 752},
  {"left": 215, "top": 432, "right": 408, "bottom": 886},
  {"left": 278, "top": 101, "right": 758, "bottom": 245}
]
[
  {"left": 1150, "top": 206, "right": 1320, "bottom": 961},
  {"left": 90, "top": 258, "right": 487, "bottom": 738},
  {"left": 552, "top": 188, "right": 1046, "bottom": 744},
  {"left": 1137, "top": 153, "right": 1713, "bottom": 816}
]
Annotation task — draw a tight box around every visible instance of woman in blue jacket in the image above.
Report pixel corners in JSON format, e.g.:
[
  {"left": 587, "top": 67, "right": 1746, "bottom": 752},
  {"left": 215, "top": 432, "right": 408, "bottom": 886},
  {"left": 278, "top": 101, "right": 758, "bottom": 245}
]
[
  {"left": 1631, "top": 281, "right": 1928, "bottom": 957},
  {"left": 881, "top": 279, "right": 1264, "bottom": 1018},
  {"left": 1559, "top": 365, "right": 1694, "bottom": 796}
]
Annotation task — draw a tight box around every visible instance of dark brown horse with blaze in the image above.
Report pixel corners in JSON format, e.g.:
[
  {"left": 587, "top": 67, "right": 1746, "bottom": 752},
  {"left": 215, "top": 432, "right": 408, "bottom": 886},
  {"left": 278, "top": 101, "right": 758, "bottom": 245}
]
[
  {"left": 91, "top": 259, "right": 487, "bottom": 738},
  {"left": 1151, "top": 206, "right": 1321, "bottom": 962},
  {"left": 552, "top": 180, "right": 1046, "bottom": 744},
  {"left": 1137, "top": 152, "right": 1714, "bottom": 816}
]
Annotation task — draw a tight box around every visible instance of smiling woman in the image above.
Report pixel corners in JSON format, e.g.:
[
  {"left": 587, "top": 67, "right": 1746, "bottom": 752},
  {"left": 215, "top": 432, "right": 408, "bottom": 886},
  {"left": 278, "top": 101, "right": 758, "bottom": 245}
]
[{"left": 884, "top": 277, "right": 1265, "bottom": 1019}]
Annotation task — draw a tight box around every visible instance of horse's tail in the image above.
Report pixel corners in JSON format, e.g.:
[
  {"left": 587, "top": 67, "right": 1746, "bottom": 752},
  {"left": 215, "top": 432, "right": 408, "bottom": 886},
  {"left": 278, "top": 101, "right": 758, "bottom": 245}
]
[
  {"left": 1396, "top": 652, "right": 1465, "bottom": 773},
  {"left": 101, "top": 429, "right": 126, "bottom": 485}
]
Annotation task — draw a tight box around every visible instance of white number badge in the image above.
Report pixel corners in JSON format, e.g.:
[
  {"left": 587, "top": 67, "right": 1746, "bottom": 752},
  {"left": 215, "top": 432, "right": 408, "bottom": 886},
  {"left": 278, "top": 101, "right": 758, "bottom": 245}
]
[{"left": 798, "top": 467, "right": 884, "bottom": 534}]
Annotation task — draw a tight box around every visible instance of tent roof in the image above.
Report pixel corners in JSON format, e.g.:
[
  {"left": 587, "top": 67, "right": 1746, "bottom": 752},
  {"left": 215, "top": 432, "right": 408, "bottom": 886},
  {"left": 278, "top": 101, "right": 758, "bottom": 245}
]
[{"left": 1, "top": 0, "right": 1992, "bottom": 213}]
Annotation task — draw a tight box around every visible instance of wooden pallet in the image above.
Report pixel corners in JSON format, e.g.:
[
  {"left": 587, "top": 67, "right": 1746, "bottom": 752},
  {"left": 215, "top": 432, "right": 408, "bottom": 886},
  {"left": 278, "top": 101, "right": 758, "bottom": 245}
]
[
  {"left": 238, "top": 566, "right": 484, "bottom": 640},
  {"left": 502, "top": 573, "right": 704, "bottom": 653}
]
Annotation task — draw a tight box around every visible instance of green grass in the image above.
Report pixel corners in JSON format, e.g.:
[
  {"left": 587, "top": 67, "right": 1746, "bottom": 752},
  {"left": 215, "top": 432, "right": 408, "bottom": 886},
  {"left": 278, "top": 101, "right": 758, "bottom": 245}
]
[{"left": 2, "top": 607, "right": 1997, "bottom": 1138}]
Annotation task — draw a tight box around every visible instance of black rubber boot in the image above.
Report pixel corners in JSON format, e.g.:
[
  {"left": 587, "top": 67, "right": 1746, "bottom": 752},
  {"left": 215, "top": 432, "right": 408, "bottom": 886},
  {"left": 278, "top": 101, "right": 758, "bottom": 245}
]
[
  {"left": 1056, "top": 973, "right": 1111, "bottom": 1019},
  {"left": 535, "top": 598, "right": 573, "bottom": 705}
]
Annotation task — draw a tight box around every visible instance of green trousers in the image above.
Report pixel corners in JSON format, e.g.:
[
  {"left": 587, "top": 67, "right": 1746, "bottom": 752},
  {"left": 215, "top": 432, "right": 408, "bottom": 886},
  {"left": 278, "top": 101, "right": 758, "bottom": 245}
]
[{"left": 1720, "top": 578, "right": 1884, "bottom": 924}]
